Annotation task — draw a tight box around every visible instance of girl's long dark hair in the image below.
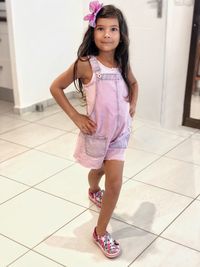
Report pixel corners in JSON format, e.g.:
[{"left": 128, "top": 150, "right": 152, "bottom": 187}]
[{"left": 73, "top": 5, "right": 132, "bottom": 102}]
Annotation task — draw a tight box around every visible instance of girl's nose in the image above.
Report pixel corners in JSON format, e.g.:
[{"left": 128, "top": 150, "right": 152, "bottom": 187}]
[{"left": 104, "top": 32, "right": 111, "bottom": 38}]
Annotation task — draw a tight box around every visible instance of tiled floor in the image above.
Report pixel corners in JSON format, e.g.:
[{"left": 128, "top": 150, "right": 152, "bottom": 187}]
[{"left": 1, "top": 99, "right": 200, "bottom": 267}]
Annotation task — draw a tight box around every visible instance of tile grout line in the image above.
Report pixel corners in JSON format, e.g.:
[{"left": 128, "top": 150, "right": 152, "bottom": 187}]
[
  {"left": 0, "top": 163, "right": 75, "bottom": 207},
  {"left": 6, "top": 246, "right": 66, "bottom": 267},
  {"left": 125, "top": 177, "right": 195, "bottom": 200},
  {"left": 128, "top": 193, "right": 200, "bottom": 266}
]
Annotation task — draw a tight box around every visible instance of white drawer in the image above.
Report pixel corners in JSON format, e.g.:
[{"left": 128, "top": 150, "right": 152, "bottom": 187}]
[
  {"left": 0, "top": 33, "right": 10, "bottom": 59},
  {"left": 0, "top": 59, "right": 13, "bottom": 89}
]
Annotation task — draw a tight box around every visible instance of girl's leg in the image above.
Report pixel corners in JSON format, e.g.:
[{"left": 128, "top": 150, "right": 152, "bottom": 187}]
[
  {"left": 96, "top": 160, "right": 124, "bottom": 236},
  {"left": 88, "top": 165, "right": 105, "bottom": 192}
]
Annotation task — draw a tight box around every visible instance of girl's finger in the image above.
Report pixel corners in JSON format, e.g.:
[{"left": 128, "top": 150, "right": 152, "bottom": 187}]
[{"left": 88, "top": 119, "right": 97, "bottom": 127}]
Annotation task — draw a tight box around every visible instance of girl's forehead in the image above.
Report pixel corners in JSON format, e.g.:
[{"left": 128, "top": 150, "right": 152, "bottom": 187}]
[{"left": 96, "top": 17, "right": 119, "bottom": 27}]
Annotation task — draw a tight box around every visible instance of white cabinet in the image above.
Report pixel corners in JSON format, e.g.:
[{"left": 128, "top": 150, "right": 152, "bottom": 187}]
[{"left": 0, "top": 21, "right": 13, "bottom": 90}]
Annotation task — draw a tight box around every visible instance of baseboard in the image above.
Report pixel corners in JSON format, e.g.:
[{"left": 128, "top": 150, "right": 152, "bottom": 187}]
[
  {"left": 13, "top": 91, "right": 81, "bottom": 115},
  {"left": 0, "top": 87, "right": 14, "bottom": 102}
]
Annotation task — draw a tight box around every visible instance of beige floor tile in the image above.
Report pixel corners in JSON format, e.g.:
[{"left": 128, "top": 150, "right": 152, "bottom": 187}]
[
  {"left": 34, "top": 210, "right": 156, "bottom": 267},
  {"left": 0, "top": 115, "right": 28, "bottom": 134},
  {"left": 36, "top": 132, "right": 78, "bottom": 161},
  {"left": 0, "top": 123, "right": 65, "bottom": 147},
  {"left": 36, "top": 163, "right": 128, "bottom": 209},
  {"left": 9, "top": 250, "right": 63, "bottom": 267},
  {"left": 112, "top": 180, "right": 191, "bottom": 235},
  {"left": 0, "top": 188, "right": 85, "bottom": 248},
  {"left": 131, "top": 118, "right": 144, "bottom": 131},
  {"left": 36, "top": 112, "right": 77, "bottom": 131},
  {"left": 124, "top": 148, "right": 160, "bottom": 178},
  {"left": 161, "top": 200, "right": 200, "bottom": 251},
  {"left": 36, "top": 164, "right": 94, "bottom": 208},
  {"left": 0, "top": 176, "right": 28, "bottom": 204},
  {"left": 137, "top": 119, "right": 197, "bottom": 137},
  {"left": 0, "top": 235, "right": 28, "bottom": 266},
  {"left": 166, "top": 133, "right": 200, "bottom": 165},
  {"left": 128, "top": 126, "right": 185, "bottom": 154},
  {"left": 0, "top": 150, "right": 72, "bottom": 186},
  {"left": 129, "top": 237, "right": 200, "bottom": 267},
  {"left": 0, "top": 139, "right": 28, "bottom": 162},
  {"left": 133, "top": 156, "right": 200, "bottom": 198}
]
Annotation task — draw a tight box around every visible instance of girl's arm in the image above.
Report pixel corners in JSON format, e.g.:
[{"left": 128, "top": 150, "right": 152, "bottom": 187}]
[
  {"left": 50, "top": 60, "right": 97, "bottom": 134},
  {"left": 128, "top": 68, "right": 138, "bottom": 117}
]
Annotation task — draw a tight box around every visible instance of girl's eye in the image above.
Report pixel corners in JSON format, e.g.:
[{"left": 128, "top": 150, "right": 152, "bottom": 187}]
[
  {"left": 97, "top": 27, "right": 104, "bottom": 31},
  {"left": 111, "top": 27, "right": 118, "bottom": 31}
]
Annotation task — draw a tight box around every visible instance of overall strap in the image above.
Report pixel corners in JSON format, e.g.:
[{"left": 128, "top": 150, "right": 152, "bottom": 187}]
[{"left": 89, "top": 56, "right": 122, "bottom": 80}]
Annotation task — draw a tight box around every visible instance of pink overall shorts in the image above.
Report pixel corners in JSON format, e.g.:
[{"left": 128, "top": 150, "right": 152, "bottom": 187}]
[{"left": 74, "top": 56, "right": 131, "bottom": 169}]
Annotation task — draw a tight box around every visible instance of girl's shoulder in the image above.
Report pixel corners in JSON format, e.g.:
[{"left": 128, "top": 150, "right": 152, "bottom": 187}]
[{"left": 76, "top": 56, "right": 93, "bottom": 84}]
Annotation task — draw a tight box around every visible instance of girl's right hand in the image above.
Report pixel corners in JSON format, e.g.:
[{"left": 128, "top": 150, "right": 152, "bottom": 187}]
[{"left": 73, "top": 113, "right": 97, "bottom": 135}]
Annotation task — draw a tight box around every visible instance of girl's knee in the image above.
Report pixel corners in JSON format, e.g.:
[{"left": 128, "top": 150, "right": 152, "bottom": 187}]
[{"left": 90, "top": 167, "right": 105, "bottom": 178}]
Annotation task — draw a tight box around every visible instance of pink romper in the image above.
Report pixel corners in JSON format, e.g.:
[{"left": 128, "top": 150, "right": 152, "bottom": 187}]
[{"left": 74, "top": 56, "right": 131, "bottom": 169}]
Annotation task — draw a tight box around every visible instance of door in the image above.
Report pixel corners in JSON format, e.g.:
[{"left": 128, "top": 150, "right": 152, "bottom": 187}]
[
  {"left": 183, "top": 0, "right": 200, "bottom": 129},
  {"left": 83, "top": 0, "right": 167, "bottom": 122}
]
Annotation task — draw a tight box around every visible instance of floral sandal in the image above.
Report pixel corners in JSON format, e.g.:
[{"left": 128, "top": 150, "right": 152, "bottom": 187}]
[
  {"left": 88, "top": 188, "right": 104, "bottom": 208},
  {"left": 93, "top": 227, "right": 121, "bottom": 258}
]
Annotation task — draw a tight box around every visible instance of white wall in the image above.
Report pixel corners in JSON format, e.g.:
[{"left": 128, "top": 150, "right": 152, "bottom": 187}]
[
  {"left": 161, "top": 1, "right": 194, "bottom": 128},
  {"left": 7, "top": 0, "right": 83, "bottom": 110},
  {"left": 6, "top": 0, "right": 195, "bottom": 129}
]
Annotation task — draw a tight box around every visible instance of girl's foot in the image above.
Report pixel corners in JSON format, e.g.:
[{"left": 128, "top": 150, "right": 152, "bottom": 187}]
[
  {"left": 88, "top": 188, "right": 104, "bottom": 208},
  {"left": 93, "top": 227, "right": 121, "bottom": 258}
]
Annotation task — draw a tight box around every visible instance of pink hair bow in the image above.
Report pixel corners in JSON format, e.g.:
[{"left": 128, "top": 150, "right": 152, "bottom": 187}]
[{"left": 84, "top": 1, "right": 103, "bottom": 28}]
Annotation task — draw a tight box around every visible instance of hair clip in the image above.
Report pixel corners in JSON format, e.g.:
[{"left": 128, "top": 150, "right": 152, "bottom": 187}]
[{"left": 84, "top": 1, "right": 103, "bottom": 28}]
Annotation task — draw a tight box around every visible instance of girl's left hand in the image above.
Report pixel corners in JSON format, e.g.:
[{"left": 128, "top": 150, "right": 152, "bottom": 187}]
[{"left": 129, "top": 103, "right": 136, "bottom": 117}]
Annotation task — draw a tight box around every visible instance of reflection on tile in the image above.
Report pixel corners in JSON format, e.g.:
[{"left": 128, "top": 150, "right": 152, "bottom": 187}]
[
  {"left": 124, "top": 148, "right": 159, "bottom": 178},
  {"left": 162, "top": 200, "right": 200, "bottom": 251},
  {"left": 9, "top": 250, "right": 63, "bottom": 267},
  {"left": 113, "top": 180, "right": 191, "bottom": 235},
  {"left": 35, "top": 210, "right": 156, "bottom": 267},
  {"left": 137, "top": 119, "right": 197, "bottom": 137},
  {"left": 0, "top": 235, "right": 28, "bottom": 266},
  {"left": 130, "top": 237, "right": 200, "bottom": 267},
  {"left": 166, "top": 133, "right": 200, "bottom": 165},
  {"left": 36, "top": 132, "right": 78, "bottom": 161},
  {"left": 128, "top": 126, "right": 185, "bottom": 154},
  {"left": 0, "top": 176, "right": 28, "bottom": 204},
  {"left": 0, "top": 150, "right": 72, "bottom": 186},
  {"left": 0, "top": 189, "right": 85, "bottom": 247},
  {"left": 133, "top": 157, "right": 200, "bottom": 198},
  {"left": 0, "top": 123, "right": 65, "bottom": 147},
  {"left": 0, "top": 139, "right": 28, "bottom": 162}
]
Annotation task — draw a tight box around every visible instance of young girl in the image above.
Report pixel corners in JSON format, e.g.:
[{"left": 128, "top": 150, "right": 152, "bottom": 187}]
[{"left": 50, "top": 0, "right": 138, "bottom": 258}]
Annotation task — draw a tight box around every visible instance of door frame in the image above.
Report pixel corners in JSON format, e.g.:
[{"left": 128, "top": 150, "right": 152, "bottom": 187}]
[{"left": 182, "top": 0, "right": 200, "bottom": 129}]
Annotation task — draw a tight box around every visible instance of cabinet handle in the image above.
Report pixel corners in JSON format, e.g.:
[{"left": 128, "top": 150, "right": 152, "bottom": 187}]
[
  {"left": 0, "top": 38, "right": 2, "bottom": 42},
  {"left": 0, "top": 66, "right": 3, "bottom": 70}
]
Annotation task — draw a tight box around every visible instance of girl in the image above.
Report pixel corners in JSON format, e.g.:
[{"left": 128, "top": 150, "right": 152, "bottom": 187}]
[{"left": 50, "top": 0, "right": 138, "bottom": 258}]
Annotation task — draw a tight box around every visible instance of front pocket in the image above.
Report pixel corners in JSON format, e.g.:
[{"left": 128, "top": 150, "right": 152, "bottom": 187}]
[
  {"left": 85, "top": 135, "right": 107, "bottom": 158},
  {"left": 109, "top": 132, "right": 130, "bottom": 149}
]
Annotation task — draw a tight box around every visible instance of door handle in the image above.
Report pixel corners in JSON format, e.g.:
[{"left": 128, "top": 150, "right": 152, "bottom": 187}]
[{"left": 147, "top": 0, "right": 163, "bottom": 18}]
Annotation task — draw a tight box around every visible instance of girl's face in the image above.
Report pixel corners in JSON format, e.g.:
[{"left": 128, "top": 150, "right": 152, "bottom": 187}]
[{"left": 94, "top": 18, "right": 120, "bottom": 54}]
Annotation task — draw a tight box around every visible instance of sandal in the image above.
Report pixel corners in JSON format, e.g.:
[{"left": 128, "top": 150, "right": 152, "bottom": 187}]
[{"left": 93, "top": 227, "right": 121, "bottom": 258}]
